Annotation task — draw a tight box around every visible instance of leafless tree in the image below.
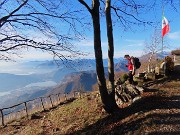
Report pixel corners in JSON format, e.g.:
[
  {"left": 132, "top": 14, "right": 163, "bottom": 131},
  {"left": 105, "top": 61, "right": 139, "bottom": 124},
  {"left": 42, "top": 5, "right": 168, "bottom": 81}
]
[
  {"left": 78, "top": 0, "right": 117, "bottom": 112},
  {"left": 143, "top": 29, "right": 169, "bottom": 72},
  {"left": 164, "top": 0, "right": 180, "bottom": 13},
  {"left": 103, "top": 0, "right": 157, "bottom": 112},
  {"left": 0, "top": 0, "right": 85, "bottom": 61},
  {"left": 1, "top": 0, "right": 179, "bottom": 113},
  {"left": 77, "top": 0, "right": 162, "bottom": 112},
  {"left": 109, "top": 0, "right": 156, "bottom": 31},
  {"left": 77, "top": 0, "right": 180, "bottom": 113}
]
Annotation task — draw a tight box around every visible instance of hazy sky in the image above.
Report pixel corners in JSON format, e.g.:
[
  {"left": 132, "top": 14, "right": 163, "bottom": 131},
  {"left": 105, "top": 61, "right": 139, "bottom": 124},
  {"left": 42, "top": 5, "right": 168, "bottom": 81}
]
[{"left": 1, "top": 0, "right": 180, "bottom": 62}]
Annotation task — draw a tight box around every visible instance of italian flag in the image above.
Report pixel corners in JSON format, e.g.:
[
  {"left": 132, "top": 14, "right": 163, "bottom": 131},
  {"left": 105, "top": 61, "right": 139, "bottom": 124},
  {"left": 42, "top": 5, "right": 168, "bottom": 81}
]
[{"left": 162, "top": 16, "right": 170, "bottom": 37}]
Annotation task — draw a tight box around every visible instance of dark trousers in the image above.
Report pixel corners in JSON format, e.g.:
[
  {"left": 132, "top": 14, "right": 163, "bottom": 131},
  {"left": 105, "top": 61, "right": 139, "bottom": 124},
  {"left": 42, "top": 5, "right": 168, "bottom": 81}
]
[{"left": 128, "top": 71, "right": 134, "bottom": 84}]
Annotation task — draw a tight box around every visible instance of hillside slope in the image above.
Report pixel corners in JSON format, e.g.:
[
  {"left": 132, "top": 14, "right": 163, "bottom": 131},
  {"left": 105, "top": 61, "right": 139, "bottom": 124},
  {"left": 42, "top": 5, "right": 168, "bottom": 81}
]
[
  {"left": 0, "top": 71, "right": 179, "bottom": 135},
  {"left": 49, "top": 71, "right": 97, "bottom": 95}
]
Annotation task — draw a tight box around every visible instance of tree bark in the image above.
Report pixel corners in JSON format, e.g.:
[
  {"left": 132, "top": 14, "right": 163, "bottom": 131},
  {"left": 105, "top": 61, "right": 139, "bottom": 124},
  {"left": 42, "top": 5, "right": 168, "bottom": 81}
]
[
  {"left": 91, "top": 0, "right": 109, "bottom": 108},
  {"left": 78, "top": 0, "right": 118, "bottom": 113},
  {"left": 105, "top": 0, "right": 118, "bottom": 109},
  {"left": 106, "top": 0, "right": 114, "bottom": 91}
]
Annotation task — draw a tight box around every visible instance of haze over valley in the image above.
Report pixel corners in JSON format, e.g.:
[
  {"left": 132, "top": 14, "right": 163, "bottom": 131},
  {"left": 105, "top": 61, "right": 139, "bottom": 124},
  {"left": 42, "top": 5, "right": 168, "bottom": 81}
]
[{"left": 0, "top": 58, "right": 127, "bottom": 108}]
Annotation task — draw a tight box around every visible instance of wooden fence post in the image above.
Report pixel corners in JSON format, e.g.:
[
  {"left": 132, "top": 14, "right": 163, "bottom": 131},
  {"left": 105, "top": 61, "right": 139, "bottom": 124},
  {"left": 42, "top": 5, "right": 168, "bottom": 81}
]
[
  {"left": 24, "top": 102, "right": 28, "bottom": 118},
  {"left": 0, "top": 92, "right": 79, "bottom": 126},
  {"left": 55, "top": 94, "right": 58, "bottom": 105},
  {"left": 57, "top": 93, "right": 61, "bottom": 103},
  {"left": 49, "top": 96, "right": 53, "bottom": 108},
  {"left": 79, "top": 92, "right": 82, "bottom": 99},
  {"left": 40, "top": 97, "right": 45, "bottom": 111},
  {"left": 64, "top": 93, "right": 67, "bottom": 101},
  {"left": 0, "top": 109, "right": 4, "bottom": 126}
]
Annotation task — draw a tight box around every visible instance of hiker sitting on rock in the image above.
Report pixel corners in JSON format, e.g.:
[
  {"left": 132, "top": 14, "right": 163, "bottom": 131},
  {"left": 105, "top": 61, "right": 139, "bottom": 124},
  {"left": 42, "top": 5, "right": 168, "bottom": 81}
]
[{"left": 124, "top": 54, "right": 136, "bottom": 85}]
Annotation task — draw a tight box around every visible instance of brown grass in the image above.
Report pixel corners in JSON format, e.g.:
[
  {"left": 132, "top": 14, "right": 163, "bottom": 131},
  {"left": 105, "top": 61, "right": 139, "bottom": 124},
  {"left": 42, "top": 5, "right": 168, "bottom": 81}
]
[{"left": 0, "top": 74, "right": 179, "bottom": 135}]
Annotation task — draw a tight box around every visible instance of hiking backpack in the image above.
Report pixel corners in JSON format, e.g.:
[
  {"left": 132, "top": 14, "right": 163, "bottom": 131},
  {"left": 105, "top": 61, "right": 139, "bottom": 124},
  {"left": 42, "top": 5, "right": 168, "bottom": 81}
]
[{"left": 133, "top": 57, "right": 141, "bottom": 69}]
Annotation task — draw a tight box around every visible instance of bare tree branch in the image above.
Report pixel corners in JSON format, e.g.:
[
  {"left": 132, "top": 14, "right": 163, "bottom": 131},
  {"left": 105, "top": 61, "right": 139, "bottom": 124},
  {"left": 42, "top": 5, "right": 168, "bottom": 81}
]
[
  {"left": 0, "top": 0, "right": 28, "bottom": 27},
  {"left": 78, "top": 0, "right": 92, "bottom": 14},
  {"left": 99, "top": 0, "right": 158, "bottom": 31},
  {"left": 111, "top": 6, "right": 153, "bottom": 26},
  {"left": 0, "top": 0, "right": 87, "bottom": 61}
]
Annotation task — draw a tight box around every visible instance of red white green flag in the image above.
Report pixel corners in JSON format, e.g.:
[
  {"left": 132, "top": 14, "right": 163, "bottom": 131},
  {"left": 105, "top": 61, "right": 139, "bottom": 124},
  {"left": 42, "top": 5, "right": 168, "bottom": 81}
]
[{"left": 162, "top": 16, "right": 170, "bottom": 37}]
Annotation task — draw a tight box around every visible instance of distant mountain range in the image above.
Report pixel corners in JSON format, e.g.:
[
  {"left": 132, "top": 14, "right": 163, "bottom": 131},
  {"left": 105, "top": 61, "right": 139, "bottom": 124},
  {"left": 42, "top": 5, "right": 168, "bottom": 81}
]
[
  {"left": 0, "top": 52, "right": 170, "bottom": 108},
  {"left": 47, "top": 59, "right": 129, "bottom": 96},
  {"left": 0, "top": 57, "right": 126, "bottom": 91},
  {"left": 0, "top": 58, "right": 125, "bottom": 108},
  {"left": 48, "top": 52, "right": 171, "bottom": 95}
]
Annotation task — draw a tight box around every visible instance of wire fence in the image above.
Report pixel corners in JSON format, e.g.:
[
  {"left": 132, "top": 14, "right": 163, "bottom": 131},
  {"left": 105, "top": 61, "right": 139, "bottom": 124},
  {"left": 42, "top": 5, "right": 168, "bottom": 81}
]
[{"left": 0, "top": 91, "right": 87, "bottom": 126}]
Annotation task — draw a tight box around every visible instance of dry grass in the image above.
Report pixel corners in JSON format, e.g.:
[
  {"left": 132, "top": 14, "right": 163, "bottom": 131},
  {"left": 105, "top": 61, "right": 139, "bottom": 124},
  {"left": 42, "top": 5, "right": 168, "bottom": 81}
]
[
  {"left": 47, "top": 95, "right": 107, "bottom": 134},
  {"left": 0, "top": 92, "right": 108, "bottom": 135},
  {"left": 0, "top": 74, "right": 179, "bottom": 135}
]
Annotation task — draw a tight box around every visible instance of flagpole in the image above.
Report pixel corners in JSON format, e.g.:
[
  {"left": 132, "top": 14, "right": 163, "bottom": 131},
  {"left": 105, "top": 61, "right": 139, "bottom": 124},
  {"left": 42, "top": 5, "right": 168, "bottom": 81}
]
[
  {"left": 162, "top": 0, "right": 164, "bottom": 56},
  {"left": 162, "top": 35, "right": 164, "bottom": 56}
]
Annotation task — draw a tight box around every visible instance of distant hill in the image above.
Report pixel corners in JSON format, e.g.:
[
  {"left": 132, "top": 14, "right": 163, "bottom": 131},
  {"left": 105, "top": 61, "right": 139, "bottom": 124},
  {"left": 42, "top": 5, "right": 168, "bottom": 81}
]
[
  {"left": 34, "top": 58, "right": 124, "bottom": 71},
  {"left": 137, "top": 51, "right": 171, "bottom": 72},
  {"left": 49, "top": 71, "right": 97, "bottom": 94},
  {"left": 139, "top": 51, "right": 170, "bottom": 61},
  {"left": 48, "top": 58, "right": 129, "bottom": 95},
  {"left": 114, "top": 59, "right": 128, "bottom": 72}
]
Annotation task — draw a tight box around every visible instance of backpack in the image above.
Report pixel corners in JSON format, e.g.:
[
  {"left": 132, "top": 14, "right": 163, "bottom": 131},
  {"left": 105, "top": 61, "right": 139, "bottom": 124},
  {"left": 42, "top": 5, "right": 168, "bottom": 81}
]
[{"left": 133, "top": 57, "right": 141, "bottom": 69}]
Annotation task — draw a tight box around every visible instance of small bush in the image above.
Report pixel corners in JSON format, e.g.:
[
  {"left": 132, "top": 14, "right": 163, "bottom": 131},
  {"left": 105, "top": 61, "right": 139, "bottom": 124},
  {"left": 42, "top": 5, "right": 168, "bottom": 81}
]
[{"left": 122, "top": 73, "right": 129, "bottom": 82}]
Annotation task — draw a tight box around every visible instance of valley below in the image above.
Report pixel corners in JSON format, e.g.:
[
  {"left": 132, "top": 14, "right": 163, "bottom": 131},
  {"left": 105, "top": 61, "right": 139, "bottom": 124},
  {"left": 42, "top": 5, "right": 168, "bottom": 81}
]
[{"left": 0, "top": 58, "right": 127, "bottom": 108}]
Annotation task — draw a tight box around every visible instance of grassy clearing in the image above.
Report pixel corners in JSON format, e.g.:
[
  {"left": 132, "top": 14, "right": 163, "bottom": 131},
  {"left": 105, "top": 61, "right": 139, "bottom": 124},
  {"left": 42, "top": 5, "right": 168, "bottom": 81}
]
[{"left": 47, "top": 94, "right": 108, "bottom": 134}]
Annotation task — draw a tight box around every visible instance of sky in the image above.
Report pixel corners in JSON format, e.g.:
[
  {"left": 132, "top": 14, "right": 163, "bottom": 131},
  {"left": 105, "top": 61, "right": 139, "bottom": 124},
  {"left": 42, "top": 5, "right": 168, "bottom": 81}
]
[
  {"left": 0, "top": 0, "right": 180, "bottom": 63},
  {"left": 95, "top": 0, "right": 180, "bottom": 59}
]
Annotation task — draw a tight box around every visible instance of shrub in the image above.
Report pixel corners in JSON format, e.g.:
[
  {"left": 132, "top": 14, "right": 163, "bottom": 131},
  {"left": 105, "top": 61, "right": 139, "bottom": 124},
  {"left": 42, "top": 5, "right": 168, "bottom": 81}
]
[{"left": 122, "top": 73, "right": 129, "bottom": 82}]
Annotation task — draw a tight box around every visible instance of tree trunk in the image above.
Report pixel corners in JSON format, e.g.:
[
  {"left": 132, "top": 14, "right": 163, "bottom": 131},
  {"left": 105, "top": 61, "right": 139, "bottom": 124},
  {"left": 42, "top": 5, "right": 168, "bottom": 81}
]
[
  {"left": 105, "top": 0, "right": 114, "bottom": 91},
  {"left": 91, "top": 0, "right": 116, "bottom": 112},
  {"left": 105, "top": 0, "right": 118, "bottom": 109},
  {"left": 91, "top": 0, "right": 108, "bottom": 104},
  {"left": 148, "top": 52, "right": 154, "bottom": 72},
  {"left": 78, "top": 0, "right": 118, "bottom": 112}
]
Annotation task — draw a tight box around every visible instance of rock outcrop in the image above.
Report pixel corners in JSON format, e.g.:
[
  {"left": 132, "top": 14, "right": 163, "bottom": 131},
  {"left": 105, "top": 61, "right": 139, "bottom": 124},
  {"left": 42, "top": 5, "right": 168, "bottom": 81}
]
[{"left": 115, "top": 79, "right": 144, "bottom": 108}]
